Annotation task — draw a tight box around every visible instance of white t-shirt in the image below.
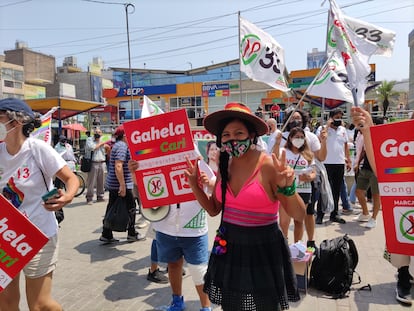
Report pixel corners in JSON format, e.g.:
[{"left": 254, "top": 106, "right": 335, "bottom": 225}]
[
  {"left": 284, "top": 148, "right": 314, "bottom": 194},
  {"left": 152, "top": 160, "right": 214, "bottom": 237},
  {"left": 321, "top": 126, "right": 348, "bottom": 164},
  {"left": 0, "top": 138, "right": 66, "bottom": 237},
  {"left": 152, "top": 201, "right": 208, "bottom": 237}
]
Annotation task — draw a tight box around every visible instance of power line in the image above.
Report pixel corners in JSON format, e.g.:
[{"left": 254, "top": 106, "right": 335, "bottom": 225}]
[{"left": 2, "top": 1, "right": 412, "bottom": 71}]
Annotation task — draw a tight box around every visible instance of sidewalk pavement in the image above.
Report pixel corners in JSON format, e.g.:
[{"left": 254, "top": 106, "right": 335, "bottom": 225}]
[{"left": 18, "top": 196, "right": 411, "bottom": 311}]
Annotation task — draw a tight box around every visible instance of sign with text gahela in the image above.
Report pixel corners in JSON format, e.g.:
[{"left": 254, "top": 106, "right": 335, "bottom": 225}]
[
  {"left": 123, "top": 109, "right": 198, "bottom": 208},
  {"left": 0, "top": 194, "right": 48, "bottom": 291},
  {"left": 371, "top": 120, "right": 414, "bottom": 255}
]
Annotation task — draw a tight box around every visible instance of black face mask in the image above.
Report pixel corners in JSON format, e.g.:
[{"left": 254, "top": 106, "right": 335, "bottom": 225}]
[
  {"left": 333, "top": 119, "right": 342, "bottom": 127},
  {"left": 94, "top": 133, "right": 101, "bottom": 139},
  {"left": 287, "top": 120, "right": 302, "bottom": 131}
]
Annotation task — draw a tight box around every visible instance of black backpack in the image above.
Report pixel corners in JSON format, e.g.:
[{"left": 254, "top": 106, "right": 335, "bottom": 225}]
[{"left": 310, "top": 234, "right": 363, "bottom": 298}]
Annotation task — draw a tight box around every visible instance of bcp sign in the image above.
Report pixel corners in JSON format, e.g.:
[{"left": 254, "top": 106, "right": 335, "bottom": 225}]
[{"left": 371, "top": 120, "right": 414, "bottom": 255}]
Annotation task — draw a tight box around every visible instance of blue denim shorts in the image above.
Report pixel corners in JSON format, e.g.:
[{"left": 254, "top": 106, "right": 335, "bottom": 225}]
[{"left": 156, "top": 232, "right": 209, "bottom": 265}]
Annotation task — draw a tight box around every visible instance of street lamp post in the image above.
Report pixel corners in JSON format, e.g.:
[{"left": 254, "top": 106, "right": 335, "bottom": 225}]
[
  {"left": 124, "top": 3, "right": 135, "bottom": 120},
  {"left": 83, "top": 0, "right": 135, "bottom": 124}
]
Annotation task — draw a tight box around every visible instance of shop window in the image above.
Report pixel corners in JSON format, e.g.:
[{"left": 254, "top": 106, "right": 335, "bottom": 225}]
[{"left": 4, "top": 80, "right": 14, "bottom": 88}]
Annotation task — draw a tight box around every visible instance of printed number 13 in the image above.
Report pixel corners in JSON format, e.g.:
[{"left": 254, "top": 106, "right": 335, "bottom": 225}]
[{"left": 172, "top": 173, "right": 190, "bottom": 191}]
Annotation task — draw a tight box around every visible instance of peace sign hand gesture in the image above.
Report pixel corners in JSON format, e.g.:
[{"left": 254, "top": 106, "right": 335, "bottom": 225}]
[
  {"left": 184, "top": 156, "right": 201, "bottom": 190},
  {"left": 272, "top": 149, "right": 295, "bottom": 188}
]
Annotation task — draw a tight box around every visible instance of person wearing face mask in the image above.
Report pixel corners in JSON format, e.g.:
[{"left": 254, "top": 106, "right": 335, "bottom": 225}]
[
  {"left": 280, "top": 127, "right": 316, "bottom": 244},
  {"left": 185, "top": 102, "right": 305, "bottom": 311},
  {"left": 315, "top": 108, "right": 351, "bottom": 224},
  {"left": 274, "top": 109, "right": 327, "bottom": 250},
  {"left": 0, "top": 98, "right": 79, "bottom": 311},
  {"left": 85, "top": 128, "right": 110, "bottom": 205},
  {"left": 54, "top": 135, "right": 77, "bottom": 189}
]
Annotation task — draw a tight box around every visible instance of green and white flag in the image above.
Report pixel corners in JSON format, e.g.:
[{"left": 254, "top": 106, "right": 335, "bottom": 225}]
[
  {"left": 141, "top": 95, "right": 164, "bottom": 118},
  {"left": 327, "top": 12, "right": 396, "bottom": 58},
  {"left": 239, "top": 16, "right": 290, "bottom": 92},
  {"left": 327, "top": 0, "right": 378, "bottom": 106},
  {"left": 307, "top": 52, "right": 353, "bottom": 102}
]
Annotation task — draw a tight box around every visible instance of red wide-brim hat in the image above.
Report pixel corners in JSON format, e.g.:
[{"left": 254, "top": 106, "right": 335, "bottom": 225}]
[{"left": 203, "top": 102, "right": 268, "bottom": 136}]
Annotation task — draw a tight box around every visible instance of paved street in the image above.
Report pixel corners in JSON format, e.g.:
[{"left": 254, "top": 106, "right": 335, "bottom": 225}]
[{"left": 18, "top": 194, "right": 412, "bottom": 311}]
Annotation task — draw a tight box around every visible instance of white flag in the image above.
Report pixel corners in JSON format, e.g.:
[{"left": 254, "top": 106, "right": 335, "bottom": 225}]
[
  {"left": 239, "top": 16, "right": 290, "bottom": 92},
  {"left": 307, "top": 53, "right": 353, "bottom": 102},
  {"left": 340, "top": 16, "right": 396, "bottom": 57},
  {"left": 140, "top": 95, "right": 164, "bottom": 118},
  {"left": 327, "top": 0, "right": 377, "bottom": 106}
]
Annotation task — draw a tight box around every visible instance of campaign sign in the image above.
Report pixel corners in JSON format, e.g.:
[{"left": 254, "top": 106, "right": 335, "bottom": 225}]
[
  {"left": 123, "top": 109, "right": 198, "bottom": 208},
  {"left": 370, "top": 120, "right": 414, "bottom": 255},
  {"left": 191, "top": 129, "right": 216, "bottom": 141},
  {"left": 0, "top": 194, "right": 48, "bottom": 291}
]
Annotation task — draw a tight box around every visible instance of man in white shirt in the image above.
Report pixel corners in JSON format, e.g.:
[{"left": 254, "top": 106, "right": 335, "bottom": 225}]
[{"left": 315, "top": 109, "right": 351, "bottom": 224}]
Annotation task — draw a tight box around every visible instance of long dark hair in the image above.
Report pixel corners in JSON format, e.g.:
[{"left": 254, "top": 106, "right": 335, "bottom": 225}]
[
  {"left": 283, "top": 109, "right": 309, "bottom": 130},
  {"left": 206, "top": 141, "right": 217, "bottom": 165}
]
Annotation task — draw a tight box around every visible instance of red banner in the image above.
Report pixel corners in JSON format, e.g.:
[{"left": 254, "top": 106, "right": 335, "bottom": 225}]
[
  {"left": 370, "top": 120, "right": 414, "bottom": 255},
  {"left": 123, "top": 109, "right": 198, "bottom": 208},
  {"left": 191, "top": 129, "right": 216, "bottom": 141},
  {"left": 0, "top": 195, "right": 48, "bottom": 291}
]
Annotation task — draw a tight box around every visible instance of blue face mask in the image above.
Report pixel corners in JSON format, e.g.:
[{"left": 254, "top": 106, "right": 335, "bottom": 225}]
[{"left": 221, "top": 137, "right": 251, "bottom": 158}]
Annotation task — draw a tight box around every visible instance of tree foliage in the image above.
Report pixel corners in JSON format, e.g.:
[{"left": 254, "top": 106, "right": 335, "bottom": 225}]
[{"left": 376, "top": 80, "right": 399, "bottom": 117}]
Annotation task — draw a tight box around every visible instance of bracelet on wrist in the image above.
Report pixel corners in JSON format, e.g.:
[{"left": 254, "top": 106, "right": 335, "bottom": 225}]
[{"left": 277, "top": 181, "right": 296, "bottom": 196}]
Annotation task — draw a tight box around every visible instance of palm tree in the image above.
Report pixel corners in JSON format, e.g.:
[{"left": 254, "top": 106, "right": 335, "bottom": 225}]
[{"left": 376, "top": 80, "right": 399, "bottom": 117}]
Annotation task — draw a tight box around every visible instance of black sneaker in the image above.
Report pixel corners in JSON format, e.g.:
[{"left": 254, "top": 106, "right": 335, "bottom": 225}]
[
  {"left": 99, "top": 236, "right": 119, "bottom": 243},
  {"left": 330, "top": 215, "right": 346, "bottom": 224},
  {"left": 315, "top": 215, "right": 323, "bottom": 225},
  {"left": 396, "top": 286, "right": 412, "bottom": 305},
  {"left": 147, "top": 268, "right": 169, "bottom": 284}
]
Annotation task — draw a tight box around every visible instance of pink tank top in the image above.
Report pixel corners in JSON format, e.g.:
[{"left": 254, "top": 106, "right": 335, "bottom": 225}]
[{"left": 215, "top": 155, "right": 280, "bottom": 226}]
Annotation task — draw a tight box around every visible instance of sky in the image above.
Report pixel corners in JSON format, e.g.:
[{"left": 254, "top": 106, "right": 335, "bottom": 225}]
[{"left": 0, "top": 0, "right": 413, "bottom": 82}]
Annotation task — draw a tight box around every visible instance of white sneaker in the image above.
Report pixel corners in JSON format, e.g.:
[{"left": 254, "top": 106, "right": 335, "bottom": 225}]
[
  {"left": 364, "top": 218, "right": 377, "bottom": 229},
  {"left": 354, "top": 213, "right": 371, "bottom": 222},
  {"left": 136, "top": 218, "right": 149, "bottom": 229}
]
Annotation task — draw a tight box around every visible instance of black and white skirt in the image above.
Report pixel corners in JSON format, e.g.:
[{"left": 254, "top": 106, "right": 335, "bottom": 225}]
[{"left": 204, "top": 222, "right": 299, "bottom": 310}]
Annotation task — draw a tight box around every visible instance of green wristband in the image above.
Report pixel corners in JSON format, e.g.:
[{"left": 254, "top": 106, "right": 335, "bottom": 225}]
[{"left": 277, "top": 181, "right": 296, "bottom": 196}]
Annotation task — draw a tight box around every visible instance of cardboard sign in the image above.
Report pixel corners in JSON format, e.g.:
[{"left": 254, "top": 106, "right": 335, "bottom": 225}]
[
  {"left": 0, "top": 194, "right": 48, "bottom": 291},
  {"left": 123, "top": 109, "right": 198, "bottom": 208},
  {"left": 370, "top": 120, "right": 414, "bottom": 255}
]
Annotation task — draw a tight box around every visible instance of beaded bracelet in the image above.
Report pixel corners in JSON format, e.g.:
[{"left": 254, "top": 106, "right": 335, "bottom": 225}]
[{"left": 277, "top": 181, "right": 296, "bottom": 196}]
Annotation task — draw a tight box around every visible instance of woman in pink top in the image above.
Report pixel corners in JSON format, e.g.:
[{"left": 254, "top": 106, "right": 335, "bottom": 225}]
[{"left": 186, "top": 103, "right": 305, "bottom": 311}]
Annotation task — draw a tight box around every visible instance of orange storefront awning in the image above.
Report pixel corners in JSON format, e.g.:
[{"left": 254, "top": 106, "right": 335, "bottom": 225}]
[{"left": 25, "top": 97, "right": 108, "bottom": 120}]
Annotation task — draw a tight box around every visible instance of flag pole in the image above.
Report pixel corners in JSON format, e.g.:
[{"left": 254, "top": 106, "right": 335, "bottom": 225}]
[
  {"left": 327, "top": 0, "right": 359, "bottom": 107},
  {"left": 238, "top": 11, "right": 243, "bottom": 103},
  {"left": 322, "top": 2, "right": 330, "bottom": 123},
  {"left": 280, "top": 52, "right": 335, "bottom": 132}
]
